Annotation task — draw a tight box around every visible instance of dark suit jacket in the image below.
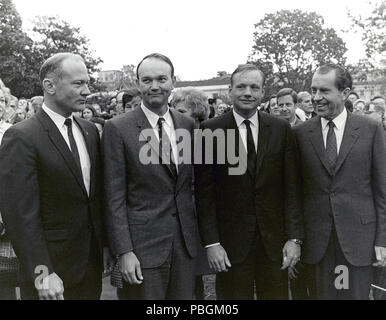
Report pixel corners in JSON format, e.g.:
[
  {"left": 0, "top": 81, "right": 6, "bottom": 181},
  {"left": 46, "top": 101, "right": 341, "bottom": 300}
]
[
  {"left": 102, "top": 106, "right": 198, "bottom": 268},
  {"left": 0, "top": 109, "right": 104, "bottom": 287},
  {"left": 194, "top": 111, "right": 304, "bottom": 264},
  {"left": 294, "top": 113, "right": 386, "bottom": 266}
]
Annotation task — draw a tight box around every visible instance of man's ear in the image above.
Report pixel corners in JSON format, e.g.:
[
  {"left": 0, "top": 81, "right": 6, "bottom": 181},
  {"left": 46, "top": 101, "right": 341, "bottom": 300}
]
[
  {"left": 172, "top": 76, "right": 176, "bottom": 88},
  {"left": 342, "top": 88, "right": 351, "bottom": 100},
  {"left": 43, "top": 79, "right": 55, "bottom": 95}
]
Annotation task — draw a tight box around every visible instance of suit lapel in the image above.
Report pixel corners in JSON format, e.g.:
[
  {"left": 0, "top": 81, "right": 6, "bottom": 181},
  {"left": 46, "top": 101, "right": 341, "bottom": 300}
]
[
  {"left": 255, "top": 111, "right": 271, "bottom": 178},
  {"left": 308, "top": 116, "right": 334, "bottom": 176},
  {"left": 37, "top": 110, "right": 88, "bottom": 197},
  {"left": 334, "top": 112, "right": 360, "bottom": 174}
]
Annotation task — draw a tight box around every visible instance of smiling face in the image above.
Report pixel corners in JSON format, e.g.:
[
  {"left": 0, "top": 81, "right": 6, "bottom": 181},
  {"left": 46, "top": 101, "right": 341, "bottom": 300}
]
[
  {"left": 311, "top": 70, "right": 349, "bottom": 120},
  {"left": 230, "top": 70, "right": 264, "bottom": 118},
  {"left": 137, "top": 58, "right": 175, "bottom": 113}
]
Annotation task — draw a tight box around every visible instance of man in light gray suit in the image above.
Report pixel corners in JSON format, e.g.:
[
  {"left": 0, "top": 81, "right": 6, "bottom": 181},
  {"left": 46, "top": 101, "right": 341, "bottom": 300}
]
[{"left": 102, "top": 53, "right": 198, "bottom": 300}]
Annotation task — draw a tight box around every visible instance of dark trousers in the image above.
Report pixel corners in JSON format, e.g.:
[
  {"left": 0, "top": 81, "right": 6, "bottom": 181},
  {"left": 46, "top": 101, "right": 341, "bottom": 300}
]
[
  {"left": 117, "top": 215, "right": 196, "bottom": 300},
  {"left": 314, "top": 224, "right": 372, "bottom": 300},
  {"left": 289, "top": 261, "right": 316, "bottom": 300},
  {"left": 20, "top": 236, "right": 102, "bottom": 300},
  {"left": 216, "top": 229, "right": 288, "bottom": 300}
]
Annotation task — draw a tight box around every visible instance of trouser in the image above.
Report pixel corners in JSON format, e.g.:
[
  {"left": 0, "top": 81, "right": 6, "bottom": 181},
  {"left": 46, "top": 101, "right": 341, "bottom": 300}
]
[
  {"left": 216, "top": 229, "right": 288, "bottom": 300},
  {"left": 117, "top": 215, "right": 196, "bottom": 300},
  {"left": 314, "top": 224, "right": 372, "bottom": 300}
]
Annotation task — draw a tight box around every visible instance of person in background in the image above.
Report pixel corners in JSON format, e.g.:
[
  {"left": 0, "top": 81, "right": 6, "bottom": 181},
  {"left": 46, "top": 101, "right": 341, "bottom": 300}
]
[
  {"left": 353, "top": 99, "right": 366, "bottom": 115},
  {"left": 0, "top": 88, "right": 12, "bottom": 144},
  {"left": 123, "top": 87, "right": 142, "bottom": 113},
  {"left": 82, "top": 104, "right": 105, "bottom": 137},
  {"left": 264, "top": 94, "right": 278, "bottom": 114},
  {"left": 274, "top": 88, "right": 303, "bottom": 127},
  {"left": 30, "top": 96, "right": 44, "bottom": 114},
  {"left": 347, "top": 91, "right": 360, "bottom": 105},
  {"left": 13, "top": 108, "right": 26, "bottom": 124},
  {"left": 3, "top": 95, "right": 17, "bottom": 124},
  {"left": 296, "top": 91, "right": 315, "bottom": 121}
]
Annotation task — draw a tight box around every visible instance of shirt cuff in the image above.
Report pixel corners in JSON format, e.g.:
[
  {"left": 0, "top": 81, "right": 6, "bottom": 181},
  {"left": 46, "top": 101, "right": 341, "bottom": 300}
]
[{"left": 205, "top": 242, "right": 220, "bottom": 249}]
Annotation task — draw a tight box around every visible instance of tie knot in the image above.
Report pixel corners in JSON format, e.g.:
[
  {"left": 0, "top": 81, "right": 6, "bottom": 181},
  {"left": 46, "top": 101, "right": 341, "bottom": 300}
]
[
  {"left": 328, "top": 120, "right": 335, "bottom": 129},
  {"left": 243, "top": 119, "right": 251, "bottom": 127},
  {"left": 64, "top": 118, "right": 72, "bottom": 127},
  {"left": 158, "top": 117, "right": 165, "bottom": 127}
]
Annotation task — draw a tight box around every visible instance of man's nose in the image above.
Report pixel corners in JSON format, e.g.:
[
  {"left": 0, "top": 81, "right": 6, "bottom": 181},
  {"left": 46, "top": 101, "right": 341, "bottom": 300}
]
[
  {"left": 82, "top": 85, "right": 91, "bottom": 96},
  {"left": 244, "top": 86, "right": 252, "bottom": 96},
  {"left": 150, "top": 80, "right": 160, "bottom": 90}
]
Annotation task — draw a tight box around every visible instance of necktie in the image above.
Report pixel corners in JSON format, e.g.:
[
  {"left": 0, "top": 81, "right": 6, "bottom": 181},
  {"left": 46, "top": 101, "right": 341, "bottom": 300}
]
[
  {"left": 243, "top": 120, "right": 257, "bottom": 178},
  {"left": 64, "top": 118, "right": 82, "bottom": 174},
  {"left": 157, "top": 117, "right": 177, "bottom": 178},
  {"left": 326, "top": 120, "right": 338, "bottom": 169}
]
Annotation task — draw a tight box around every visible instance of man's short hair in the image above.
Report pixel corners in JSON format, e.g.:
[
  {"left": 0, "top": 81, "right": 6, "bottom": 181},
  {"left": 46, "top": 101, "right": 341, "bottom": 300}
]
[
  {"left": 122, "top": 87, "right": 141, "bottom": 106},
  {"left": 371, "top": 95, "right": 386, "bottom": 103},
  {"left": 230, "top": 64, "right": 265, "bottom": 87},
  {"left": 297, "top": 91, "right": 311, "bottom": 103},
  {"left": 315, "top": 63, "right": 352, "bottom": 91},
  {"left": 348, "top": 91, "right": 360, "bottom": 99},
  {"left": 31, "top": 96, "right": 44, "bottom": 103},
  {"left": 39, "top": 53, "right": 84, "bottom": 84},
  {"left": 276, "top": 88, "right": 298, "bottom": 104},
  {"left": 136, "top": 53, "right": 174, "bottom": 79}
]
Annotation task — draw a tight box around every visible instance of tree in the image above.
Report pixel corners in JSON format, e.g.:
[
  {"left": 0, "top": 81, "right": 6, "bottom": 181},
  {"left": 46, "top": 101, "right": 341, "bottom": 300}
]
[
  {"left": 0, "top": 0, "right": 41, "bottom": 97},
  {"left": 248, "top": 10, "right": 347, "bottom": 96},
  {"left": 347, "top": 0, "right": 386, "bottom": 77},
  {"left": 32, "top": 16, "right": 103, "bottom": 78}
]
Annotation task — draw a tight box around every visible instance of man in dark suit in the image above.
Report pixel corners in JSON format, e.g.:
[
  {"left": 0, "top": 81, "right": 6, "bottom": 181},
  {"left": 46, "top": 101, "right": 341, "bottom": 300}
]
[
  {"left": 0, "top": 53, "right": 108, "bottom": 300},
  {"left": 294, "top": 63, "right": 386, "bottom": 299},
  {"left": 194, "top": 64, "right": 304, "bottom": 299},
  {"left": 102, "top": 53, "right": 198, "bottom": 300}
]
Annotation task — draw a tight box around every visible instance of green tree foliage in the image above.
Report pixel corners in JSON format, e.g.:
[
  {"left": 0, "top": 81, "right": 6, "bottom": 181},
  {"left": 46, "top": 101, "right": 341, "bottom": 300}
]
[{"left": 248, "top": 10, "right": 347, "bottom": 97}]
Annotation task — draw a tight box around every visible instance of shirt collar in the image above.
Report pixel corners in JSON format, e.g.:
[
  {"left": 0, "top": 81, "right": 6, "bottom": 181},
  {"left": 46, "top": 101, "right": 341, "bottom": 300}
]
[
  {"left": 140, "top": 102, "right": 173, "bottom": 129},
  {"left": 232, "top": 108, "right": 258, "bottom": 128},
  {"left": 320, "top": 107, "right": 347, "bottom": 131},
  {"left": 42, "top": 103, "right": 74, "bottom": 128}
]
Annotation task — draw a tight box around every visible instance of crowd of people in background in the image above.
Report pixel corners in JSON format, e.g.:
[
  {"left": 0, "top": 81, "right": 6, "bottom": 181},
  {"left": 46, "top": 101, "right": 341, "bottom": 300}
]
[{"left": 1, "top": 54, "right": 386, "bottom": 301}]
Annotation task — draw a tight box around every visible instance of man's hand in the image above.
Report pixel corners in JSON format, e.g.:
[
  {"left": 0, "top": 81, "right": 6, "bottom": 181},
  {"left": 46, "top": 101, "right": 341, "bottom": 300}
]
[
  {"left": 373, "top": 246, "right": 386, "bottom": 267},
  {"left": 206, "top": 245, "right": 231, "bottom": 272},
  {"left": 119, "top": 251, "right": 143, "bottom": 285},
  {"left": 281, "top": 240, "right": 301, "bottom": 270},
  {"left": 36, "top": 273, "right": 64, "bottom": 300},
  {"left": 103, "top": 247, "right": 114, "bottom": 275}
]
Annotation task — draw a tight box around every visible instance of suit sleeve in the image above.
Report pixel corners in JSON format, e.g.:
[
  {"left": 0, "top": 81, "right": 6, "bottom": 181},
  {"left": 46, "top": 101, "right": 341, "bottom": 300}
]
[
  {"left": 102, "top": 120, "right": 133, "bottom": 256},
  {"left": 0, "top": 127, "right": 54, "bottom": 282},
  {"left": 284, "top": 124, "right": 304, "bottom": 240},
  {"left": 194, "top": 123, "right": 220, "bottom": 246},
  {"left": 372, "top": 123, "right": 386, "bottom": 246}
]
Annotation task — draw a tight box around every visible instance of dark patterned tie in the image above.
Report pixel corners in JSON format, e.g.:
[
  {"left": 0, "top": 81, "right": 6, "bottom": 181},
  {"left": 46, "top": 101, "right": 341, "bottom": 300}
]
[
  {"left": 64, "top": 118, "right": 82, "bottom": 174},
  {"left": 157, "top": 117, "right": 177, "bottom": 178},
  {"left": 326, "top": 120, "right": 338, "bottom": 169},
  {"left": 243, "top": 120, "right": 257, "bottom": 178}
]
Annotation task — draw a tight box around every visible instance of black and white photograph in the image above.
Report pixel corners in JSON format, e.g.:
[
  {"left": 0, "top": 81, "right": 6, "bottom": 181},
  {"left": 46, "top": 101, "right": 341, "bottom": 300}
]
[{"left": 0, "top": 0, "right": 386, "bottom": 308}]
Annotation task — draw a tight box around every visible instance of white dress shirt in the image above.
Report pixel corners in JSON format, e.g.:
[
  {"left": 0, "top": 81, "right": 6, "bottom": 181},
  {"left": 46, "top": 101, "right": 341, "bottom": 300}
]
[
  {"left": 206, "top": 109, "right": 259, "bottom": 249},
  {"left": 320, "top": 107, "right": 347, "bottom": 154},
  {"left": 141, "top": 103, "right": 179, "bottom": 172},
  {"left": 232, "top": 109, "right": 259, "bottom": 153},
  {"left": 42, "top": 104, "right": 91, "bottom": 195}
]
